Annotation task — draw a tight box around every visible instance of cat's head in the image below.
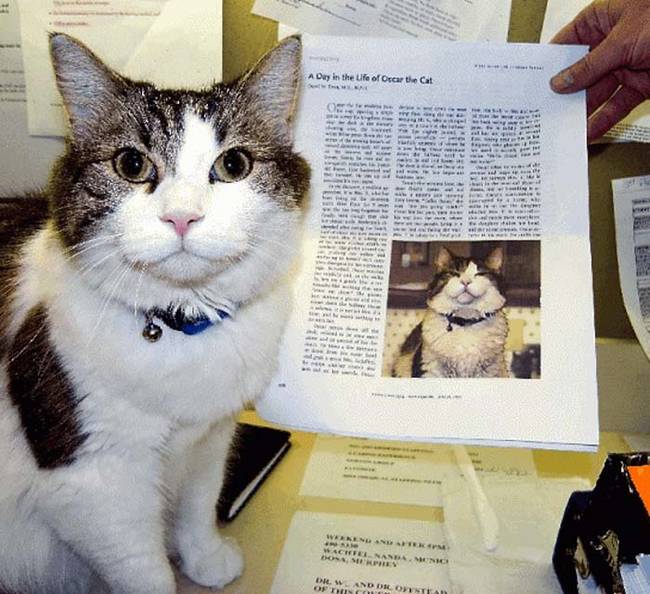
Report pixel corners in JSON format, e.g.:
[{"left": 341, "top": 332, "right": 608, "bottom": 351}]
[
  {"left": 426, "top": 246, "right": 506, "bottom": 316},
  {"left": 47, "top": 33, "right": 309, "bottom": 305}
]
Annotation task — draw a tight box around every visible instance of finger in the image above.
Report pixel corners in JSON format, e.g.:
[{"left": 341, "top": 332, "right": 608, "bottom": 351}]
[
  {"left": 586, "top": 74, "right": 620, "bottom": 116},
  {"left": 551, "top": 34, "right": 625, "bottom": 93},
  {"left": 587, "top": 85, "right": 645, "bottom": 141}
]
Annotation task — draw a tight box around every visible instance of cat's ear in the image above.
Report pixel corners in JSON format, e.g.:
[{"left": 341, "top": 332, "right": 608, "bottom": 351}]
[
  {"left": 49, "top": 33, "right": 125, "bottom": 139},
  {"left": 485, "top": 247, "right": 504, "bottom": 272},
  {"left": 238, "top": 36, "right": 302, "bottom": 143},
  {"left": 435, "top": 247, "right": 453, "bottom": 270}
]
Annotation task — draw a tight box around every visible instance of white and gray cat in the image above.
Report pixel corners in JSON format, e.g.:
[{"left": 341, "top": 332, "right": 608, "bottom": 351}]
[
  {"left": 0, "top": 34, "right": 309, "bottom": 594},
  {"left": 393, "top": 246, "right": 509, "bottom": 378}
]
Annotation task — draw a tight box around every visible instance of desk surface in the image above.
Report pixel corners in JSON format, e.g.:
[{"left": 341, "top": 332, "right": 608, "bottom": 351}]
[{"left": 176, "top": 411, "right": 632, "bottom": 593}]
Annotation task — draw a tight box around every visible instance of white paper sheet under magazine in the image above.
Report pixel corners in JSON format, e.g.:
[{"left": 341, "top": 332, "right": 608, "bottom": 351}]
[
  {"left": 257, "top": 35, "right": 598, "bottom": 451},
  {"left": 612, "top": 175, "right": 650, "bottom": 361},
  {"left": 254, "top": 0, "right": 512, "bottom": 42},
  {"left": 17, "top": 0, "right": 222, "bottom": 136},
  {"left": 299, "top": 435, "right": 536, "bottom": 506},
  {"left": 541, "top": 0, "right": 650, "bottom": 143}
]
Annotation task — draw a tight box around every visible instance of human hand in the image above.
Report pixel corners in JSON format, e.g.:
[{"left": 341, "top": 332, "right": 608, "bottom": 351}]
[{"left": 549, "top": 0, "right": 650, "bottom": 141}]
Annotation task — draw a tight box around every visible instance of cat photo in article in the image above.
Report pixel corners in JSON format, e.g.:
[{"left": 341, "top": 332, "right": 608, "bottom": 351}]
[{"left": 384, "top": 240, "right": 541, "bottom": 379}]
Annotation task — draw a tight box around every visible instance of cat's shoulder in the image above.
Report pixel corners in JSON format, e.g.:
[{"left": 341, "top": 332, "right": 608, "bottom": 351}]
[{"left": 0, "top": 195, "right": 50, "bottom": 249}]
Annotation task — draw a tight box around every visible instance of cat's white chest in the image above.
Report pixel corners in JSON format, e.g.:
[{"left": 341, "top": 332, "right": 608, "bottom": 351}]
[
  {"left": 420, "top": 312, "right": 508, "bottom": 377},
  {"left": 59, "top": 288, "right": 289, "bottom": 424}
]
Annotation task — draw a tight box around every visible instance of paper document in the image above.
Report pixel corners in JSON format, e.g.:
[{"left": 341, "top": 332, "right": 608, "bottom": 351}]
[
  {"left": 17, "top": 0, "right": 222, "bottom": 136},
  {"left": 299, "top": 434, "right": 536, "bottom": 506},
  {"left": 613, "top": 176, "right": 650, "bottom": 361},
  {"left": 270, "top": 511, "right": 450, "bottom": 594},
  {"left": 443, "top": 473, "right": 590, "bottom": 593},
  {"left": 0, "top": 0, "right": 62, "bottom": 188},
  {"left": 541, "top": 0, "right": 650, "bottom": 143},
  {"left": 254, "top": 0, "right": 512, "bottom": 42},
  {"left": 257, "top": 35, "right": 598, "bottom": 451}
]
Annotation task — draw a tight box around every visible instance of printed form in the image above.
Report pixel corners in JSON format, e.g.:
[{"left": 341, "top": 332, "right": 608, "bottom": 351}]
[
  {"left": 254, "top": 0, "right": 512, "bottom": 42},
  {"left": 0, "top": 0, "right": 61, "bottom": 187},
  {"left": 270, "top": 512, "right": 450, "bottom": 594},
  {"left": 299, "top": 435, "right": 536, "bottom": 506},
  {"left": 257, "top": 35, "right": 598, "bottom": 451},
  {"left": 613, "top": 175, "right": 650, "bottom": 361},
  {"left": 17, "top": 0, "right": 222, "bottom": 136}
]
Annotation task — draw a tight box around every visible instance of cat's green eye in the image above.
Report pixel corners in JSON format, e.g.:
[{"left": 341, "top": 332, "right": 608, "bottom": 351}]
[
  {"left": 113, "top": 149, "right": 155, "bottom": 183},
  {"left": 210, "top": 148, "right": 252, "bottom": 183}
]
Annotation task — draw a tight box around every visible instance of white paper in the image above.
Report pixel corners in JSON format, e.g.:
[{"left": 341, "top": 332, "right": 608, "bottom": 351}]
[
  {"left": 541, "top": 0, "right": 650, "bottom": 143},
  {"left": 255, "top": 0, "right": 512, "bottom": 43},
  {"left": 0, "top": 0, "right": 62, "bottom": 189},
  {"left": 299, "top": 434, "right": 536, "bottom": 506},
  {"left": 443, "top": 472, "right": 590, "bottom": 593},
  {"left": 612, "top": 175, "right": 650, "bottom": 362},
  {"left": 17, "top": 0, "right": 222, "bottom": 136},
  {"left": 257, "top": 35, "right": 598, "bottom": 451},
  {"left": 270, "top": 511, "right": 451, "bottom": 594}
]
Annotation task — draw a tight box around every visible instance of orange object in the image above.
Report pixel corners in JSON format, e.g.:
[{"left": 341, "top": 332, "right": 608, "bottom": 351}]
[{"left": 629, "top": 464, "right": 650, "bottom": 515}]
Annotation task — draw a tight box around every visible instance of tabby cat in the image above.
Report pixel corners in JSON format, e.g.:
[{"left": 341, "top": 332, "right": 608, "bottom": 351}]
[
  {"left": 393, "top": 246, "right": 509, "bottom": 378},
  {"left": 0, "top": 34, "right": 309, "bottom": 594}
]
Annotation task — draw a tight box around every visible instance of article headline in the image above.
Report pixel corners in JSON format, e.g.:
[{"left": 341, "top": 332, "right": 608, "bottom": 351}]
[{"left": 308, "top": 72, "right": 436, "bottom": 85}]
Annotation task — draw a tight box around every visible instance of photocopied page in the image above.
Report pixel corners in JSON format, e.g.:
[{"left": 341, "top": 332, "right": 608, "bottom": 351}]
[
  {"left": 612, "top": 175, "right": 650, "bottom": 361},
  {"left": 299, "top": 435, "right": 536, "bottom": 506},
  {"left": 17, "top": 0, "right": 222, "bottom": 136},
  {"left": 269, "top": 511, "right": 451, "bottom": 594},
  {"left": 257, "top": 35, "right": 598, "bottom": 451},
  {"left": 254, "top": 0, "right": 512, "bottom": 42},
  {"left": 540, "top": 0, "right": 650, "bottom": 143},
  {"left": 0, "top": 0, "right": 62, "bottom": 188}
]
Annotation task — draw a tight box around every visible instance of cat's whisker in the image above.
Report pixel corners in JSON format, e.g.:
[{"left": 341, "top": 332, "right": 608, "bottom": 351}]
[
  {"left": 86, "top": 262, "right": 132, "bottom": 346},
  {"left": 63, "top": 236, "right": 124, "bottom": 264},
  {"left": 132, "top": 263, "right": 148, "bottom": 318},
  {"left": 76, "top": 246, "right": 124, "bottom": 279}
]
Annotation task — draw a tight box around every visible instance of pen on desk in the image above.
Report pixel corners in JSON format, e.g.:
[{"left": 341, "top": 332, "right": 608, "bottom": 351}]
[{"left": 453, "top": 445, "right": 499, "bottom": 552}]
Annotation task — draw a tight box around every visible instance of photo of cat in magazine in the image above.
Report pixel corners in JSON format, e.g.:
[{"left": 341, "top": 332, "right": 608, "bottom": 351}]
[{"left": 383, "top": 240, "right": 541, "bottom": 379}]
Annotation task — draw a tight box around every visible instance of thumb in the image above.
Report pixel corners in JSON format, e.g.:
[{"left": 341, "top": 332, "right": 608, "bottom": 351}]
[{"left": 551, "top": 34, "right": 624, "bottom": 93}]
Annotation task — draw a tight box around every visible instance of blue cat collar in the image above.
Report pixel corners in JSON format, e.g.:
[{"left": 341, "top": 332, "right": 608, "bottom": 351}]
[
  {"left": 181, "top": 318, "right": 214, "bottom": 335},
  {"left": 181, "top": 309, "right": 230, "bottom": 335}
]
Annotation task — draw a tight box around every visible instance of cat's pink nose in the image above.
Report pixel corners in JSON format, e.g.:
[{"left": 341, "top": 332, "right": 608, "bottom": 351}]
[{"left": 160, "top": 212, "right": 203, "bottom": 237}]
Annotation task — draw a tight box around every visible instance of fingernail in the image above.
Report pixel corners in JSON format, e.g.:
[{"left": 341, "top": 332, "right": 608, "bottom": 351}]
[{"left": 551, "top": 70, "right": 574, "bottom": 91}]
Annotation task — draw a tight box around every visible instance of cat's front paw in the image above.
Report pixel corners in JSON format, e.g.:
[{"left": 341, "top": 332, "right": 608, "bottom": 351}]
[{"left": 180, "top": 536, "right": 244, "bottom": 589}]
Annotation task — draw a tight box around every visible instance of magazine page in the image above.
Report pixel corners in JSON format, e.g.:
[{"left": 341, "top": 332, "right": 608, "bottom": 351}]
[
  {"left": 612, "top": 175, "right": 650, "bottom": 360},
  {"left": 540, "top": 0, "right": 650, "bottom": 143},
  {"left": 257, "top": 35, "right": 598, "bottom": 451},
  {"left": 253, "top": 0, "right": 512, "bottom": 42}
]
